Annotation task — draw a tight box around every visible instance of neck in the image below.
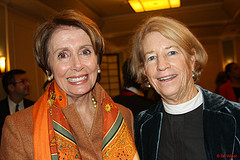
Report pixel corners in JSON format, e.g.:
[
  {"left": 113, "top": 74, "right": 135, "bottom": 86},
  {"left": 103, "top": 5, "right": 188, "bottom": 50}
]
[
  {"left": 231, "top": 78, "right": 240, "bottom": 87},
  {"left": 162, "top": 84, "right": 198, "bottom": 105},
  {"left": 67, "top": 92, "right": 95, "bottom": 113},
  {"left": 9, "top": 94, "right": 24, "bottom": 104}
]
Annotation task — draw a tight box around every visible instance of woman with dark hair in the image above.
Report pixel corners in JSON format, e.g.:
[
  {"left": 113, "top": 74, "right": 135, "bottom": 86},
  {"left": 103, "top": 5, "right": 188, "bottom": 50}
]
[{"left": 0, "top": 9, "right": 139, "bottom": 160}]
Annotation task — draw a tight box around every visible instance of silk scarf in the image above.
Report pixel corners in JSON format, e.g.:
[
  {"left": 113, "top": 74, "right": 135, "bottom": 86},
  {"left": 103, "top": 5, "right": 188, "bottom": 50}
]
[{"left": 33, "top": 81, "right": 139, "bottom": 160}]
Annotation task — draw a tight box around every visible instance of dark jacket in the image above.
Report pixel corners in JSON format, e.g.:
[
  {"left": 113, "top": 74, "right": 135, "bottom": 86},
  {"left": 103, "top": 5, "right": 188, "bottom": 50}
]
[
  {"left": 113, "top": 90, "right": 155, "bottom": 117},
  {"left": 134, "top": 86, "right": 240, "bottom": 160},
  {"left": 0, "top": 97, "right": 35, "bottom": 140}
]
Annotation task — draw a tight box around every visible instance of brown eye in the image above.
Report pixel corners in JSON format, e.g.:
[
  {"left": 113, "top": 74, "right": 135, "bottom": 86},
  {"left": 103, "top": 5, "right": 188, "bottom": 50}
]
[
  {"left": 82, "top": 49, "right": 91, "bottom": 55},
  {"left": 58, "top": 51, "right": 68, "bottom": 59}
]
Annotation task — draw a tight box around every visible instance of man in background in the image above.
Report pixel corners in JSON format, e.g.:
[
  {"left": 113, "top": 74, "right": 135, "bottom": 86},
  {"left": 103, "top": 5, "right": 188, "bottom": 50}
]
[
  {"left": 218, "top": 62, "right": 240, "bottom": 102},
  {"left": 0, "top": 69, "right": 35, "bottom": 140},
  {"left": 113, "top": 59, "right": 155, "bottom": 117}
]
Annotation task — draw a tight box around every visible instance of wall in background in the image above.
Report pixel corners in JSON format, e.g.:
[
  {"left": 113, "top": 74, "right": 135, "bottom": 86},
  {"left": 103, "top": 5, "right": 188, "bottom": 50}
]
[
  {"left": 0, "top": 4, "right": 240, "bottom": 101},
  {"left": 0, "top": 3, "right": 7, "bottom": 100}
]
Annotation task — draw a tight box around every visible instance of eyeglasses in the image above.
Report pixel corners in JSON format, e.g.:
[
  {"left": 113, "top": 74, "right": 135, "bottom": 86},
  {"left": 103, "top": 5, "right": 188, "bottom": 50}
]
[{"left": 13, "top": 79, "right": 30, "bottom": 85}]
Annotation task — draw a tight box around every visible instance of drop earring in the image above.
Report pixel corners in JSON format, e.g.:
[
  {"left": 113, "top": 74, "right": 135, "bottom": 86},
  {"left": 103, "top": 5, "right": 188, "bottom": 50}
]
[
  {"left": 47, "top": 75, "right": 53, "bottom": 81},
  {"left": 46, "top": 71, "right": 53, "bottom": 81},
  {"left": 97, "top": 69, "right": 101, "bottom": 73},
  {"left": 47, "top": 76, "right": 52, "bottom": 81},
  {"left": 145, "top": 81, "right": 151, "bottom": 88}
]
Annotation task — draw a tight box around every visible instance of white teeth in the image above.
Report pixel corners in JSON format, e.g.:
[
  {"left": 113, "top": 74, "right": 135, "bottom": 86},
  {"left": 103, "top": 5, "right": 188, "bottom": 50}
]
[
  {"left": 67, "top": 76, "right": 87, "bottom": 82},
  {"left": 158, "top": 75, "right": 176, "bottom": 81}
]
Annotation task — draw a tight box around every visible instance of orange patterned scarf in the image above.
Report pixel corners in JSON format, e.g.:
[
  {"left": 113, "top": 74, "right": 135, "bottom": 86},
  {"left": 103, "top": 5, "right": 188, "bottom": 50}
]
[{"left": 33, "top": 81, "right": 139, "bottom": 160}]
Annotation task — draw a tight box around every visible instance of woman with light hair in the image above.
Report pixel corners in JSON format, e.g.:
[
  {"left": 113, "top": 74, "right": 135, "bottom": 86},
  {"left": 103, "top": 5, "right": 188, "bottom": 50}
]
[{"left": 131, "top": 16, "right": 240, "bottom": 160}]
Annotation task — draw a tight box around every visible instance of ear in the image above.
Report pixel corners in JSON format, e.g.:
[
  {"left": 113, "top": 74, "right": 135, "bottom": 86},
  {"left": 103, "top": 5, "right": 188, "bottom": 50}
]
[
  {"left": 8, "top": 84, "right": 15, "bottom": 93},
  {"left": 46, "top": 70, "right": 51, "bottom": 77},
  {"left": 142, "top": 68, "right": 146, "bottom": 76},
  {"left": 190, "top": 48, "right": 197, "bottom": 70}
]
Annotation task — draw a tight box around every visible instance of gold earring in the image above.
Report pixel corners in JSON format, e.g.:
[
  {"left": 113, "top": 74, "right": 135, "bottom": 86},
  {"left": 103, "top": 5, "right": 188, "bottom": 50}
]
[
  {"left": 97, "top": 69, "right": 101, "bottom": 73},
  {"left": 145, "top": 81, "right": 151, "bottom": 88}
]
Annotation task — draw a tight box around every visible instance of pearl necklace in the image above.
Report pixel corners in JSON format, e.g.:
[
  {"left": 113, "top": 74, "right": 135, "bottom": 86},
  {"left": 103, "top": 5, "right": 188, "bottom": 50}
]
[{"left": 91, "top": 96, "right": 97, "bottom": 108}]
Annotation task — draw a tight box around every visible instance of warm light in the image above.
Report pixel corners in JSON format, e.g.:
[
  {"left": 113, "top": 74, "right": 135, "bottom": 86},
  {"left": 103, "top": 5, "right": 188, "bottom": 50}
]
[
  {"left": 0, "top": 56, "right": 6, "bottom": 73},
  {"left": 128, "top": 0, "right": 181, "bottom": 12}
]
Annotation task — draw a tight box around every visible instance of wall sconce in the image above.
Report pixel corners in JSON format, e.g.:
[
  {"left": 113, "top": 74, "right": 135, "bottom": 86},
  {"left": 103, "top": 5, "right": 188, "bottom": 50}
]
[{"left": 0, "top": 56, "right": 6, "bottom": 76}]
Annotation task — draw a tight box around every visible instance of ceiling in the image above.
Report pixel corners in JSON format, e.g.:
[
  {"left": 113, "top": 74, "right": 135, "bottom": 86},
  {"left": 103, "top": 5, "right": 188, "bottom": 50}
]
[{"left": 2, "top": 0, "right": 240, "bottom": 50}]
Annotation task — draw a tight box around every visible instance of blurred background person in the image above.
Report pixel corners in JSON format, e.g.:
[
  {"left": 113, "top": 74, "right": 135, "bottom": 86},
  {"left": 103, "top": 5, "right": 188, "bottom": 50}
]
[
  {"left": 214, "top": 71, "right": 228, "bottom": 94},
  {"left": 0, "top": 69, "right": 34, "bottom": 142},
  {"left": 131, "top": 16, "right": 240, "bottom": 160},
  {"left": 218, "top": 62, "right": 240, "bottom": 102},
  {"left": 0, "top": 9, "right": 139, "bottom": 160},
  {"left": 113, "top": 58, "right": 155, "bottom": 117}
]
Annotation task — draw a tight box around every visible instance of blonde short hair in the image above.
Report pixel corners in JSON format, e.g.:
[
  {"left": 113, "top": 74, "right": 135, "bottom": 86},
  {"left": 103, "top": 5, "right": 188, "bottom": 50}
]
[{"left": 130, "top": 16, "right": 208, "bottom": 85}]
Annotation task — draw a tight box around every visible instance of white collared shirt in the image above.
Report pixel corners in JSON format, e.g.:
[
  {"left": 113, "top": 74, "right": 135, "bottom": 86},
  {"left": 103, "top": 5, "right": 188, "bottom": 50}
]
[
  {"left": 125, "top": 87, "right": 144, "bottom": 96},
  {"left": 163, "top": 87, "right": 203, "bottom": 115},
  {"left": 8, "top": 96, "right": 24, "bottom": 115}
]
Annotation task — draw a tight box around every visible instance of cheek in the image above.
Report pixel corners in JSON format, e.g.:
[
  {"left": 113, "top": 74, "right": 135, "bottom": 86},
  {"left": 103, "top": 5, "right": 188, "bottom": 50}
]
[
  {"left": 144, "top": 64, "right": 154, "bottom": 77},
  {"left": 87, "top": 56, "right": 99, "bottom": 71},
  {"left": 51, "top": 63, "right": 70, "bottom": 77}
]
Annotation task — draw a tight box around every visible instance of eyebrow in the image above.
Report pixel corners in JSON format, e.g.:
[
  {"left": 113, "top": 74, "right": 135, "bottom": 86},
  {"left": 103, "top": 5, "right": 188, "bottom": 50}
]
[
  {"left": 52, "top": 44, "right": 93, "bottom": 55},
  {"left": 144, "top": 45, "right": 180, "bottom": 54},
  {"left": 165, "top": 45, "right": 179, "bottom": 50}
]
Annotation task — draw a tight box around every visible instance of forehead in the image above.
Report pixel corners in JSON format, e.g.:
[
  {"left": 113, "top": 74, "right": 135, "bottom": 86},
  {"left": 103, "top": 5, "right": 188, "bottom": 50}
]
[
  {"left": 49, "top": 26, "right": 91, "bottom": 48},
  {"left": 51, "top": 25, "right": 87, "bottom": 38},
  {"left": 142, "top": 32, "right": 180, "bottom": 50},
  {"left": 14, "top": 74, "right": 27, "bottom": 80},
  {"left": 143, "top": 32, "right": 175, "bottom": 43}
]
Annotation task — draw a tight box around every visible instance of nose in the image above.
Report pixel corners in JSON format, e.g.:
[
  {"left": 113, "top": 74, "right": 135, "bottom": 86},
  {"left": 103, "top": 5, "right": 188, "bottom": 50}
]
[
  {"left": 157, "top": 56, "right": 170, "bottom": 71},
  {"left": 71, "top": 54, "right": 83, "bottom": 71}
]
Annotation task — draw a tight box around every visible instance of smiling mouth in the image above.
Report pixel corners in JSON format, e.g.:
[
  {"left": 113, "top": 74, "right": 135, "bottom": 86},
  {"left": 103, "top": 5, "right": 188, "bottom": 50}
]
[
  {"left": 67, "top": 75, "right": 87, "bottom": 82},
  {"left": 158, "top": 75, "right": 177, "bottom": 81}
]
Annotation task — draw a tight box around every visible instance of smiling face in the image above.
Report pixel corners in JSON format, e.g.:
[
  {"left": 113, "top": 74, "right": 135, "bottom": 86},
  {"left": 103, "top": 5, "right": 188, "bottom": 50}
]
[
  {"left": 48, "top": 26, "right": 99, "bottom": 100},
  {"left": 142, "top": 32, "right": 197, "bottom": 104}
]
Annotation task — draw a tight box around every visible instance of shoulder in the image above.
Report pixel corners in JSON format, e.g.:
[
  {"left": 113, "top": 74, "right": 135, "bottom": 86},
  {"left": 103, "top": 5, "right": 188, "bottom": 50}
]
[
  {"left": 0, "top": 97, "right": 8, "bottom": 105},
  {"left": 135, "top": 101, "right": 162, "bottom": 123},
  {"left": 219, "top": 80, "right": 231, "bottom": 89},
  {"left": 200, "top": 86, "right": 240, "bottom": 117},
  {"left": 116, "top": 103, "right": 133, "bottom": 122},
  {"left": 23, "top": 98, "right": 35, "bottom": 106},
  {"left": 1, "top": 106, "right": 34, "bottom": 159},
  {"left": 115, "top": 103, "right": 134, "bottom": 135},
  {"left": 4, "top": 106, "right": 33, "bottom": 129}
]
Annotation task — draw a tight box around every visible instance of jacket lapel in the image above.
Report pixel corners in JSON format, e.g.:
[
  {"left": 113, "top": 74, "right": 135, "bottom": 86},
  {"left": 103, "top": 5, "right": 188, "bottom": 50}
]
[
  {"left": 200, "top": 86, "right": 237, "bottom": 159},
  {"left": 140, "top": 112, "right": 162, "bottom": 160},
  {"left": 203, "top": 110, "right": 236, "bottom": 159}
]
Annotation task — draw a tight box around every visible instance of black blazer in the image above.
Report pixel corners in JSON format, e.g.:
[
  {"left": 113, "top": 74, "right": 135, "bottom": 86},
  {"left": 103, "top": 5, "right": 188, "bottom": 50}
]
[
  {"left": 135, "top": 86, "right": 240, "bottom": 160},
  {"left": 0, "top": 97, "right": 35, "bottom": 140}
]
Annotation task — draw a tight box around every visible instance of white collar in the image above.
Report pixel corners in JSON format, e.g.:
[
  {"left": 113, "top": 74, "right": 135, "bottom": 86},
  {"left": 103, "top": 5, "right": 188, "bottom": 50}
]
[
  {"left": 125, "top": 87, "right": 144, "bottom": 96},
  {"left": 8, "top": 96, "right": 24, "bottom": 114},
  {"left": 163, "top": 87, "right": 203, "bottom": 115}
]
